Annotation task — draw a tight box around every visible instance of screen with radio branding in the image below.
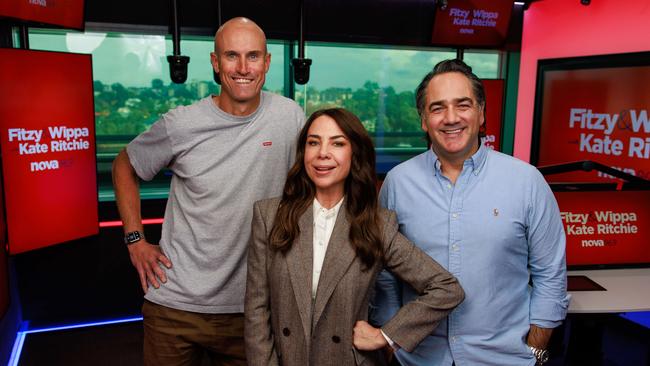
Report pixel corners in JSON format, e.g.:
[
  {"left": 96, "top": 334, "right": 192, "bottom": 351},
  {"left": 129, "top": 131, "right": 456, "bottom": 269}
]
[
  {"left": 481, "top": 79, "right": 504, "bottom": 151},
  {"left": 0, "top": 48, "right": 98, "bottom": 254},
  {"left": 0, "top": 0, "right": 84, "bottom": 30},
  {"left": 554, "top": 190, "right": 650, "bottom": 269},
  {"left": 431, "top": 0, "right": 513, "bottom": 48},
  {"left": 532, "top": 52, "right": 650, "bottom": 183}
]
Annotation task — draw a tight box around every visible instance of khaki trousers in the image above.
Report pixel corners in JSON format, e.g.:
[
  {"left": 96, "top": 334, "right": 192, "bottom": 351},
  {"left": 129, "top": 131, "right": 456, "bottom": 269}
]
[{"left": 142, "top": 300, "right": 246, "bottom": 366}]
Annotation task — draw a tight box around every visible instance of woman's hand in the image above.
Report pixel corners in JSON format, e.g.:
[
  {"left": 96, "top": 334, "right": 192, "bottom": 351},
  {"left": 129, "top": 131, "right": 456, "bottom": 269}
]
[{"left": 353, "top": 320, "right": 388, "bottom": 351}]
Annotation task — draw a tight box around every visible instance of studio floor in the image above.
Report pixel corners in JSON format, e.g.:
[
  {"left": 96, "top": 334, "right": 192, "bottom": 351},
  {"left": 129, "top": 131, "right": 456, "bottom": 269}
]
[{"left": 9, "top": 313, "right": 650, "bottom": 366}]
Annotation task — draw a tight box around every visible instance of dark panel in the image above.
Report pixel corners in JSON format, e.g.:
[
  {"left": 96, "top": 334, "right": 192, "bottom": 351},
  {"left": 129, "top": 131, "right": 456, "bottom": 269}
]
[
  {"left": 84, "top": 0, "right": 300, "bottom": 38},
  {"left": 0, "top": 22, "right": 14, "bottom": 48},
  {"left": 18, "top": 321, "right": 143, "bottom": 366},
  {"left": 0, "top": 259, "right": 22, "bottom": 366},
  {"left": 82, "top": 0, "right": 522, "bottom": 49},
  {"left": 85, "top": 0, "right": 171, "bottom": 28},
  {"left": 503, "top": 3, "right": 524, "bottom": 51},
  {"left": 3, "top": 0, "right": 524, "bottom": 49},
  {"left": 303, "top": 0, "right": 436, "bottom": 46},
  {"left": 218, "top": 0, "right": 301, "bottom": 40},
  {"left": 14, "top": 199, "right": 166, "bottom": 328}
]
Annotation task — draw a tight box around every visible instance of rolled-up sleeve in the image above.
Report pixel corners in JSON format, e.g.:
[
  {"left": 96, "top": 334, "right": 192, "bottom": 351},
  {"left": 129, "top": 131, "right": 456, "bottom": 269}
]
[{"left": 527, "top": 170, "right": 571, "bottom": 328}]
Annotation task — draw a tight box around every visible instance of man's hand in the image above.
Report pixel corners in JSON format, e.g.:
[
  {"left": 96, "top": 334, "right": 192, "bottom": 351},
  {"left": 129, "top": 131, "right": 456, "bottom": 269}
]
[
  {"left": 353, "top": 320, "right": 388, "bottom": 351},
  {"left": 127, "top": 240, "right": 172, "bottom": 293},
  {"left": 527, "top": 324, "right": 553, "bottom": 349}
]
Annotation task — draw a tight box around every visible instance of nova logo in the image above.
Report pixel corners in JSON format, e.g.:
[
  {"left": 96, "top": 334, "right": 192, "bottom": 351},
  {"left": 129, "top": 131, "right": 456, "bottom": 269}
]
[
  {"left": 29, "top": 0, "right": 47, "bottom": 6},
  {"left": 581, "top": 239, "right": 604, "bottom": 247},
  {"left": 30, "top": 159, "right": 59, "bottom": 172}
]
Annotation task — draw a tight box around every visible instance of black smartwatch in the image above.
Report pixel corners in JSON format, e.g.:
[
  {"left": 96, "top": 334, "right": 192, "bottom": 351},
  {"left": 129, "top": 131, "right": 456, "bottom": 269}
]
[
  {"left": 529, "top": 345, "right": 550, "bottom": 365},
  {"left": 124, "top": 231, "right": 143, "bottom": 245}
]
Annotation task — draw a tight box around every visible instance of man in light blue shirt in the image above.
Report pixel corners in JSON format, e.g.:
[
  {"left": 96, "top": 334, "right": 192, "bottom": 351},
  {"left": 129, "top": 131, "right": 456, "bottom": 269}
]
[{"left": 371, "top": 59, "right": 570, "bottom": 366}]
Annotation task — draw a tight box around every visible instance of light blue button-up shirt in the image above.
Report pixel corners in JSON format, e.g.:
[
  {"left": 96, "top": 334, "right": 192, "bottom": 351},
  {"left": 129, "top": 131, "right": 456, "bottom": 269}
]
[{"left": 371, "top": 145, "right": 570, "bottom": 366}]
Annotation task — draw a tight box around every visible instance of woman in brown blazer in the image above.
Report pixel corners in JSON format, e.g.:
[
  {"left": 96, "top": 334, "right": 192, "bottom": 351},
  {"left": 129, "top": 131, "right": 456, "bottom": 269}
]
[{"left": 245, "top": 108, "right": 464, "bottom": 366}]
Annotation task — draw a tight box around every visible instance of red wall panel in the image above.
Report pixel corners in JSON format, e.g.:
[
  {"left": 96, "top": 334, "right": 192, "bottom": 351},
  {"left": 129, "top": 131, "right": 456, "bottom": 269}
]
[
  {"left": 514, "top": 0, "right": 650, "bottom": 162},
  {"left": 0, "top": 49, "right": 98, "bottom": 254}
]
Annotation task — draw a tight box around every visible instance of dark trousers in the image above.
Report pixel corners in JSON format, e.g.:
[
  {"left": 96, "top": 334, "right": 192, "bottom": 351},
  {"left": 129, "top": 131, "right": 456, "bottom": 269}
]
[{"left": 142, "top": 300, "right": 246, "bottom": 366}]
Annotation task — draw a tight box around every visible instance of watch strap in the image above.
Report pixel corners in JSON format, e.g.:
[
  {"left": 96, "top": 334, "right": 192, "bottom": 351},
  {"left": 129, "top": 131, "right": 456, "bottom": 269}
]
[{"left": 529, "top": 345, "right": 550, "bottom": 365}]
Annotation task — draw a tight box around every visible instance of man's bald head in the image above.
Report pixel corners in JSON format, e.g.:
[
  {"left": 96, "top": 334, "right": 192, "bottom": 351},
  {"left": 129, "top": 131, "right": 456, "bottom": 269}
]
[
  {"left": 214, "top": 17, "right": 267, "bottom": 54},
  {"left": 210, "top": 16, "right": 271, "bottom": 116}
]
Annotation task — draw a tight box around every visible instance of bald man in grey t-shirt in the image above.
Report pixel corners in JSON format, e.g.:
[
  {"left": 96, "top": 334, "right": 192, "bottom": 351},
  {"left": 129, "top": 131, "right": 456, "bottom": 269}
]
[{"left": 112, "top": 17, "right": 305, "bottom": 365}]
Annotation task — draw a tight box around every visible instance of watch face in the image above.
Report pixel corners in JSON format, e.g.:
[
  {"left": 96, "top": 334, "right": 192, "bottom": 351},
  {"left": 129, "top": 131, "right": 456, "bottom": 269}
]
[{"left": 125, "top": 231, "right": 142, "bottom": 244}]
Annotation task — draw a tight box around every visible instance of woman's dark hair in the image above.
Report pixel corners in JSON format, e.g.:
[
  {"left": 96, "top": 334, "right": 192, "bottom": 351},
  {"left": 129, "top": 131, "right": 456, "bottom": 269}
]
[{"left": 269, "top": 108, "right": 382, "bottom": 268}]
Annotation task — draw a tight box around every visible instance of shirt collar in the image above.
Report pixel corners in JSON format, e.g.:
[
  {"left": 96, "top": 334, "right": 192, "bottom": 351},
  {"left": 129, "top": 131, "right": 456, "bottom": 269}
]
[
  {"left": 429, "top": 142, "right": 489, "bottom": 177},
  {"left": 313, "top": 197, "right": 344, "bottom": 220}
]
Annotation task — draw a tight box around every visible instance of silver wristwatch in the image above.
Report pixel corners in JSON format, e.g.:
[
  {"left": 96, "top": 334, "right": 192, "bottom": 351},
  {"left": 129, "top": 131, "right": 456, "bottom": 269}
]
[{"left": 529, "top": 345, "right": 550, "bottom": 365}]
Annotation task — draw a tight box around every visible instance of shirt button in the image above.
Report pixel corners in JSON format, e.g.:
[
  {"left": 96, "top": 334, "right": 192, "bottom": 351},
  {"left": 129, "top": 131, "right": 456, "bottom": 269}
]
[
  {"left": 452, "top": 244, "right": 458, "bottom": 251},
  {"left": 452, "top": 213, "right": 458, "bottom": 219},
  {"left": 319, "top": 241, "right": 324, "bottom": 246},
  {"left": 316, "top": 269, "right": 320, "bottom": 274},
  {"left": 451, "top": 336, "right": 457, "bottom": 342},
  {"left": 446, "top": 184, "right": 452, "bottom": 189}
]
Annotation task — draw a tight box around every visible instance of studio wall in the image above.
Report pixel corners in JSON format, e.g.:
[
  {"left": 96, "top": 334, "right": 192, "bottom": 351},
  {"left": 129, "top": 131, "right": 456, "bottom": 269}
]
[{"left": 514, "top": 0, "right": 650, "bottom": 161}]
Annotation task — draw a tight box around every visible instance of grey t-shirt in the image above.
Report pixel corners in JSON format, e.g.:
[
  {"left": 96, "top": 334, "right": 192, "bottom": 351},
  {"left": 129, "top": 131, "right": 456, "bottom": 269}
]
[{"left": 127, "top": 92, "right": 305, "bottom": 313}]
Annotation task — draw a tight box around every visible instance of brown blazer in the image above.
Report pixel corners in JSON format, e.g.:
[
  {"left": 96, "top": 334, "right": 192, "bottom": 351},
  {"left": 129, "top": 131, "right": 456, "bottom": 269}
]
[{"left": 244, "top": 197, "right": 464, "bottom": 366}]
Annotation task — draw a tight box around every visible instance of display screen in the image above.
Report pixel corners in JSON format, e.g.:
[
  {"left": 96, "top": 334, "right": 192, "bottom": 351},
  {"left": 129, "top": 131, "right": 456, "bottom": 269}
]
[
  {"left": 0, "top": 48, "right": 98, "bottom": 254},
  {"left": 431, "top": 0, "right": 513, "bottom": 48},
  {"left": 554, "top": 190, "right": 650, "bottom": 269},
  {"left": 0, "top": 0, "right": 84, "bottom": 30},
  {"left": 532, "top": 52, "right": 650, "bottom": 183},
  {"left": 481, "top": 79, "right": 504, "bottom": 151}
]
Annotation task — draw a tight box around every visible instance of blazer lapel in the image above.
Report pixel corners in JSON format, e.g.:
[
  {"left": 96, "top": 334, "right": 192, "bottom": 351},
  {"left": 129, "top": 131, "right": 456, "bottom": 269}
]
[
  {"left": 312, "top": 206, "right": 356, "bottom": 329},
  {"left": 284, "top": 206, "right": 314, "bottom": 341}
]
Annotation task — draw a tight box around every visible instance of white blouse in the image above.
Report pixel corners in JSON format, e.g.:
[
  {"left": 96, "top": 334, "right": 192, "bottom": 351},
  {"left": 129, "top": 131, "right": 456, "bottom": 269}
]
[{"left": 311, "top": 197, "right": 344, "bottom": 299}]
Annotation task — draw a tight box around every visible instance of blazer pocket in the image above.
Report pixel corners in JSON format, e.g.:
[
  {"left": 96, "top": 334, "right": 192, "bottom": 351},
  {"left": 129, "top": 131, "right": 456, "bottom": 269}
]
[
  {"left": 352, "top": 348, "right": 367, "bottom": 366},
  {"left": 353, "top": 347, "right": 388, "bottom": 366}
]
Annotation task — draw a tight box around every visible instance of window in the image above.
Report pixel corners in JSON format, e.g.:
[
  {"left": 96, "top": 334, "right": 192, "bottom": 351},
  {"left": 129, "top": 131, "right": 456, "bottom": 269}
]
[
  {"left": 28, "top": 29, "right": 285, "bottom": 200},
  {"left": 294, "top": 43, "right": 500, "bottom": 173},
  {"left": 28, "top": 29, "right": 502, "bottom": 198},
  {"left": 463, "top": 51, "right": 501, "bottom": 79}
]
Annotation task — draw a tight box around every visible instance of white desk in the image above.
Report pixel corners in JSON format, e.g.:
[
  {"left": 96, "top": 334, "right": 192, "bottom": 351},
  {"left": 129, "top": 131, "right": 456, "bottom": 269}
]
[{"left": 567, "top": 268, "right": 650, "bottom": 313}]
